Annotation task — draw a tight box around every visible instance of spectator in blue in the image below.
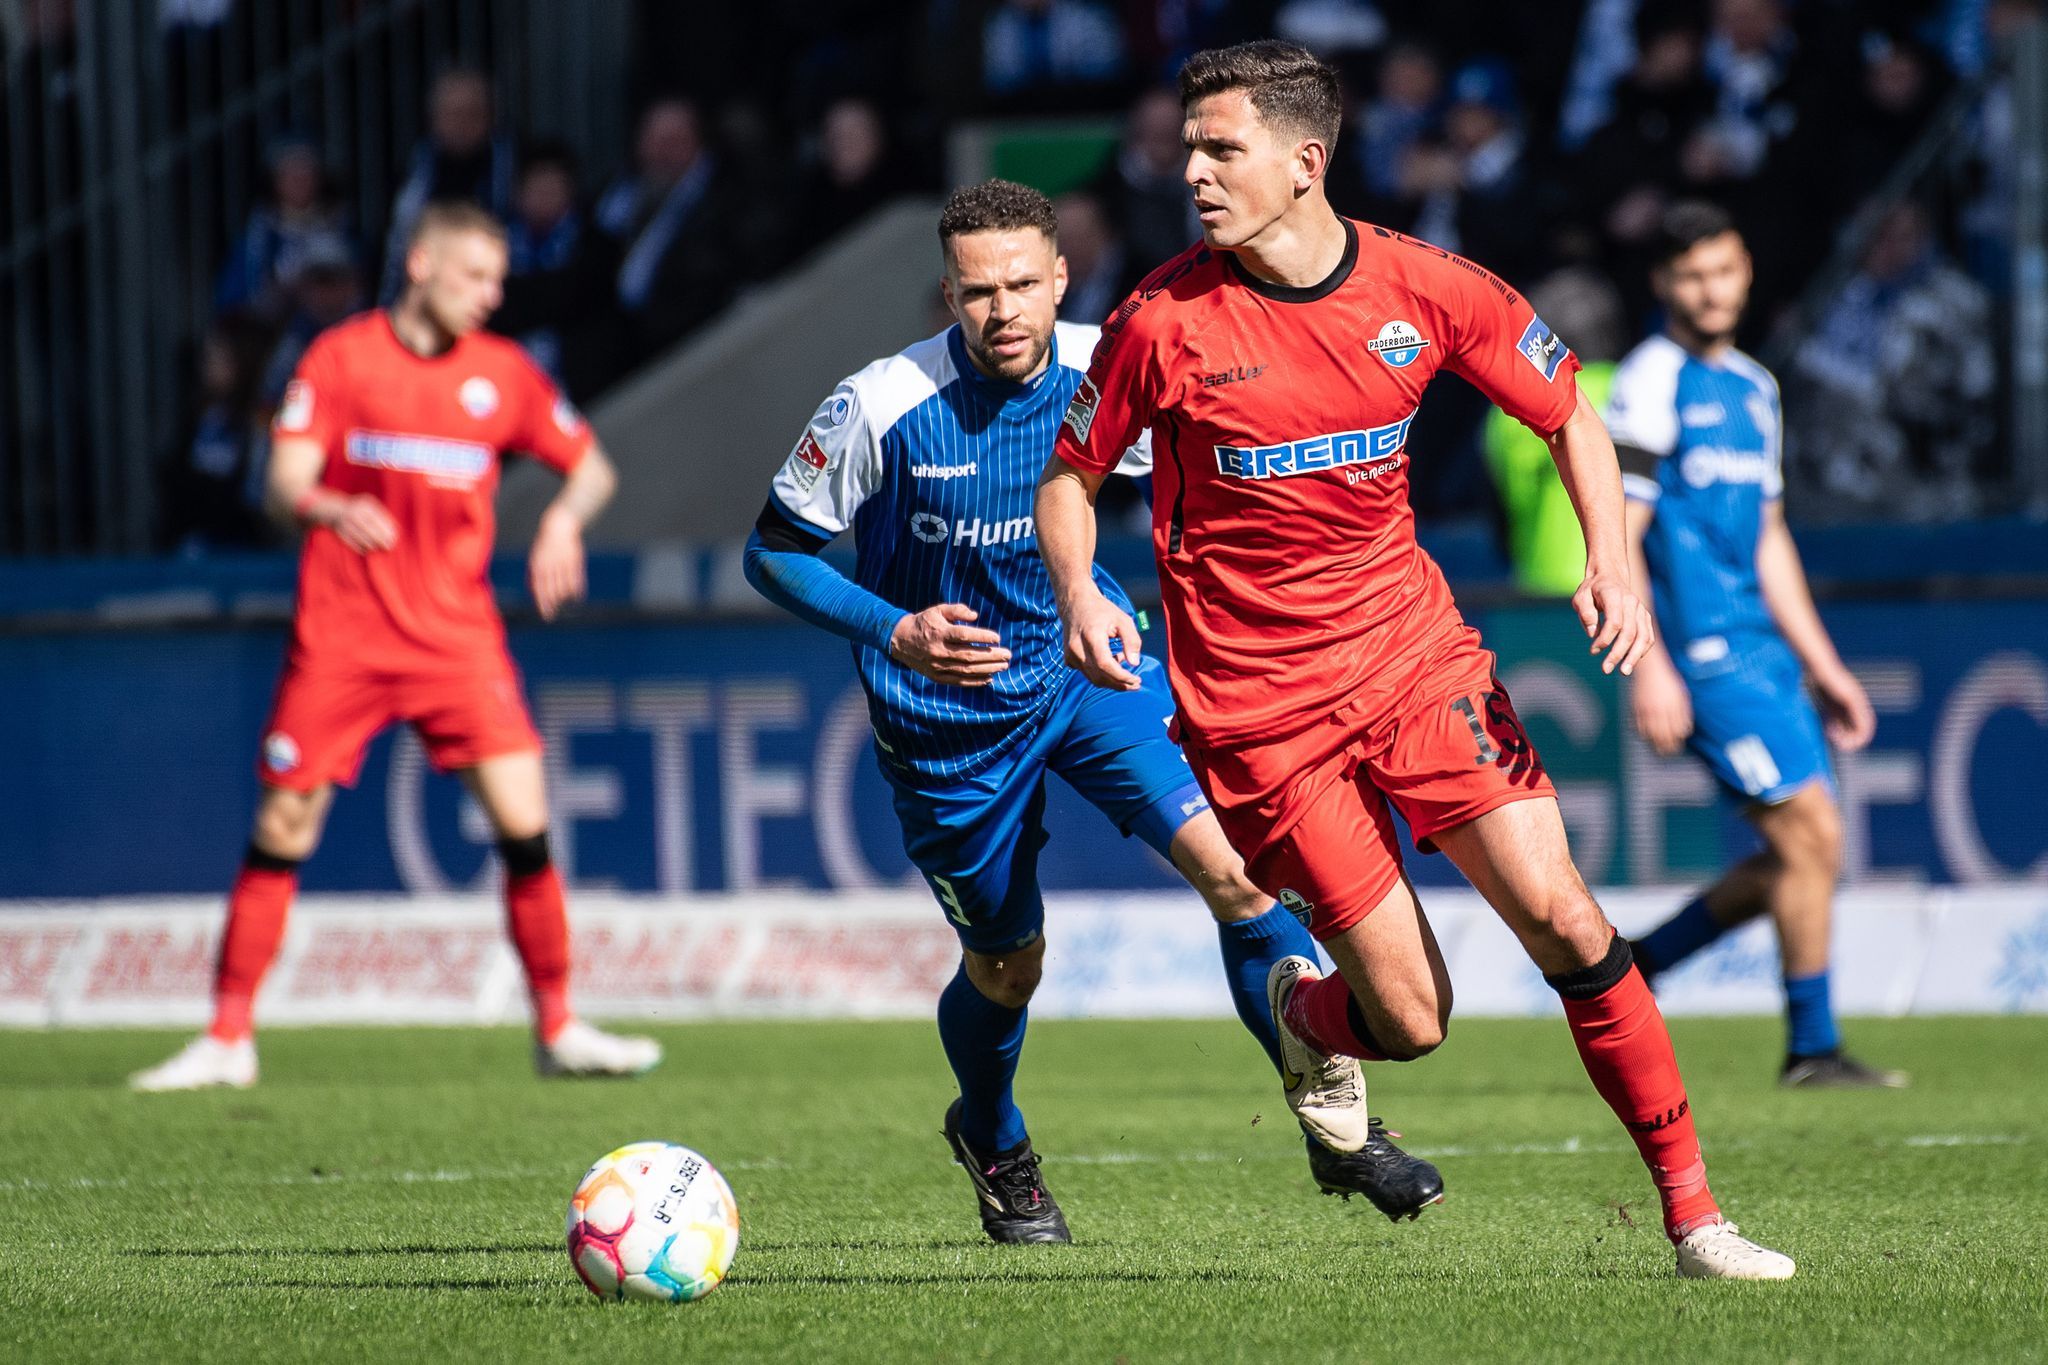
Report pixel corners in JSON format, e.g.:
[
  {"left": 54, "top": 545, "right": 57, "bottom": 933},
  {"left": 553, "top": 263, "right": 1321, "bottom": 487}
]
[
  {"left": 1396, "top": 58, "right": 1534, "bottom": 278},
  {"left": 595, "top": 96, "right": 736, "bottom": 360},
  {"left": 1693, "top": 0, "right": 1806, "bottom": 183},
  {"left": 380, "top": 68, "right": 515, "bottom": 299},
  {"left": 1053, "top": 188, "right": 1128, "bottom": 325},
  {"left": 1789, "top": 199, "right": 1997, "bottom": 521},
  {"left": 787, "top": 97, "right": 918, "bottom": 264},
  {"left": 982, "top": 0, "right": 1126, "bottom": 103},
  {"left": 1273, "top": 0, "right": 1387, "bottom": 58},
  {"left": 163, "top": 312, "right": 278, "bottom": 554},
  {"left": 1347, "top": 40, "right": 1442, "bottom": 202},
  {"left": 215, "top": 133, "right": 353, "bottom": 321},
  {"left": 1088, "top": 87, "right": 1199, "bottom": 276},
  {"left": 259, "top": 234, "right": 365, "bottom": 405},
  {"left": 496, "top": 143, "right": 619, "bottom": 402}
]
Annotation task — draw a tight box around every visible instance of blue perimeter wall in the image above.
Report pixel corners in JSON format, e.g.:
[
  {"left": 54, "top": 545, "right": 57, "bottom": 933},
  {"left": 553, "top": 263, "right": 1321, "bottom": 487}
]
[{"left": 4, "top": 598, "right": 2044, "bottom": 898}]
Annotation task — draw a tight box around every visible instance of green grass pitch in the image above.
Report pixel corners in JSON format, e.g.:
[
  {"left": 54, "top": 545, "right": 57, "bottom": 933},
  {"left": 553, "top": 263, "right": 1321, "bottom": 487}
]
[{"left": 3, "top": 1016, "right": 2043, "bottom": 1364}]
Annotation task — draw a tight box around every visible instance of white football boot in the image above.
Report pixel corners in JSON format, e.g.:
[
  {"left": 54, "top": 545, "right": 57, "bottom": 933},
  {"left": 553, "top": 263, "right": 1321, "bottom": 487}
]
[
  {"left": 1266, "top": 956, "right": 1371, "bottom": 1153},
  {"left": 1674, "top": 1221, "right": 1798, "bottom": 1280},
  {"left": 129, "top": 1034, "right": 258, "bottom": 1092},
  {"left": 536, "top": 1019, "right": 663, "bottom": 1078}
]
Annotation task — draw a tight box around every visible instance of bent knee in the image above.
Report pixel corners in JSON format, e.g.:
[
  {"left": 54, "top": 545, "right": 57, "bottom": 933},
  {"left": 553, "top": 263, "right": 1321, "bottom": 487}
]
[
  {"left": 1519, "top": 888, "right": 1614, "bottom": 964},
  {"left": 1775, "top": 799, "right": 1843, "bottom": 874},
  {"left": 252, "top": 793, "right": 323, "bottom": 859},
  {"left": 1203, "top": 877, "right": 1278, "bottom": 926},
  {"left": 1378, "top": 1004, "right": 1448, "bottom": 1061},
  {"left": 964, "top": 948, "right": 1043, "bottom": 1009}
]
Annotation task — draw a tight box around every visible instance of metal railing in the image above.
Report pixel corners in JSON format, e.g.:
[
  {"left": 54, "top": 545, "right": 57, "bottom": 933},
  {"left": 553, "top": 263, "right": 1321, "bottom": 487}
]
[{"left": 0, "top": 0, "right": 629, "bottom": 555}]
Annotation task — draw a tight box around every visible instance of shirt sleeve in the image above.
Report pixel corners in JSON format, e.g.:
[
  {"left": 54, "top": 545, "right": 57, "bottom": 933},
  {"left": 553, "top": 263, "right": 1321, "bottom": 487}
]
[
  {"left": 1112, "top": 426, "right": 1154, "bottom": 477},
  {"left": 510, "top": 354, "right": 594, "bottom": 474},
  {"left": 1053, "top": 297, "right": 1159, "bottom": 478},
  {"left": 271, "top": 337, "right": 347, "bottom": 454},
  {"left": 1434, "top": 254, "right": 1581, "bottom": 438},
  {"left": 1603, "top": 344, "right": 1684, "bottom": 504},
  {"left": 768, "top": 379, "right": 884, "bottom": 537},
  {"left": 1754, "top": 367, "right": 1785, "bottom": 501}
]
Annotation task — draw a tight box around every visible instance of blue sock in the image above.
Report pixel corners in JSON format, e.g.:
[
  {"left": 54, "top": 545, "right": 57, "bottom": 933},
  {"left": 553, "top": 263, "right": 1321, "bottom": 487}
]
[
  {"left": 1783, "top": 970, "right": 1841, "bottom": 1058},
  {"left": 1216, "top": 904, "right": 1319, "bottom": 1072},
  {"left": 937, "top": 964, "right": 1029, "bottom": 1152},
  {"left": 1634, "top": 894, "right": 1726, "bottom": 976}
]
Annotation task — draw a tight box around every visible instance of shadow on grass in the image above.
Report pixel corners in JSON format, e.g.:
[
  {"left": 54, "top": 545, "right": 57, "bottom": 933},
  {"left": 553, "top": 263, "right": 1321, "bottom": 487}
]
[
  {"left": 226, "top": 1277, "right": 542, "bottom": 1293},
  {"left": 739, "top": 1266, "right": 1288, "bottom": 1289},
  {"left": 739, "top": 1237, "right": 993, "bottom": 1254},
  {"left": 134, "top": 1242, "right": 559, "bottom": 1258}
]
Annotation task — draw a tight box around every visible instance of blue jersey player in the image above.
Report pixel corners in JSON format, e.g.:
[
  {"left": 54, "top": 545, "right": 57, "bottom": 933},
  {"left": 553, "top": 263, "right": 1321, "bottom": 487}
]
[
  {"left": 743, "top": 182, "right": 1442, "bottom": 1242},
  {"left": 1608, "top": 203, "right": 1902, "bottom": 1088}
]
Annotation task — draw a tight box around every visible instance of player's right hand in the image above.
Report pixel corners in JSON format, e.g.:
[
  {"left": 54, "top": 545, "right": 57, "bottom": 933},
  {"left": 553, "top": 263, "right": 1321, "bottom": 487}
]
[
  {"left": 327, "top": 494, "right": 398, "bottom": 555},
  {"left": 889, "top": 605, "right": 1012, "bottom": 688},
  {"left": 1061, "top": 592, "right": 1143, "bottom": 692},
  {"left": 1630, "top": 658, "right": 1694, "bottom": 757}
]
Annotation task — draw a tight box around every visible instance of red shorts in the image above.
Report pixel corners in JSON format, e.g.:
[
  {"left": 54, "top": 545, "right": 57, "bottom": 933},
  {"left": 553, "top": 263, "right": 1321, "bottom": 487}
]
[
  {"left": 256, "top": 657, "right": 541, "bottom": 792},
  {"left": 1181, "top": 633, "right": 1553, "bottom": 940}
]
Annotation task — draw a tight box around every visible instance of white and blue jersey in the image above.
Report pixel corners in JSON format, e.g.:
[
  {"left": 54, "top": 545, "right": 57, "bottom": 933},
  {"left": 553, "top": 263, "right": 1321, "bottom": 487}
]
[
  {"left": 1607, "top": 334, "right": 1830, "bottom": 803},
  {"left": 752, "top": 322, "right": 1207, "bottom": 952},
  {"left": 766, "top": 322, "right": 1148, "bottom": 783},
  {"left": 1607, "top": 333, "right": 1783, "bottom": 667}
]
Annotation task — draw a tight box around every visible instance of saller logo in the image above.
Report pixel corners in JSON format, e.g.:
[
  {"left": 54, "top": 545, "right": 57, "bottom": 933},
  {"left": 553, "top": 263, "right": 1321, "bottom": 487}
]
[
  {"left": 1626, "top": 1099, "right": 1690, "bottom": 1133},
  {"left": 1062, "top": 376, "right": 1101, "bottom": 443},
  {"left": 1215, "top": 412, "right": 1416, "bottom": 480}
]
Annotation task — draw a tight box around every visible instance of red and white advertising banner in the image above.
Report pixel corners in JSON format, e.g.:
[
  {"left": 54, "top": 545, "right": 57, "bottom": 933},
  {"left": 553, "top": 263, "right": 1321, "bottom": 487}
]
[{"left": 0, "top": 886, "right": 2043, "bottom": 1029}]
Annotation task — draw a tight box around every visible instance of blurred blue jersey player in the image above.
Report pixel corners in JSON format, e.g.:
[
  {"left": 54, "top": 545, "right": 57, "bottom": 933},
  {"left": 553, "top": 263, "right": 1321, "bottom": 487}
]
[
  {"left": 743, "top": 182, "right": 1442, "bottom": 1242},
  {"left": 1608, "top": 203, "right": 1903, "bottom": 1089}
]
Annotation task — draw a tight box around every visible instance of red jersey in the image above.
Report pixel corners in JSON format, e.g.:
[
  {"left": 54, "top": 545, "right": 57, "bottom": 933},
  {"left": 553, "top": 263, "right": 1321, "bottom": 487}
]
[
  {"left": 1055, "top": 219, "right": 1581, "bottom": 748},
  {"left": 273, "top": 311, "right": 591, "bottom": 677}
]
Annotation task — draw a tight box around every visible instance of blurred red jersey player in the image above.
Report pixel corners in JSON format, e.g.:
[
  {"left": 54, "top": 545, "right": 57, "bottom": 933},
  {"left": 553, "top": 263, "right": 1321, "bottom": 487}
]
[
  {"left": 1039, "top": 41, "right": 1794, "bottom": 1279},
  {"left": 132, "top": 202, "right": 660, "bottom": 1091}
]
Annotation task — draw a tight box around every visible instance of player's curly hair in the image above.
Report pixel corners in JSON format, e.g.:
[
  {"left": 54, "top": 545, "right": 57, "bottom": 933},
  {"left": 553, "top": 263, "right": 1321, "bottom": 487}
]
[
  {"left": 1179, "top": 40, "right": 1342, "bottom": 151},
  {"left": 937, "top": 179, "right": 1058, "bottom": 245}
]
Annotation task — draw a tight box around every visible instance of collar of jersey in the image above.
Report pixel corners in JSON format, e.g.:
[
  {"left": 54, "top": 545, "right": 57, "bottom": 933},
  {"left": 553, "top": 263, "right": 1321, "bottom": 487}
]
[
  {"left": 1226, "top": 217, "right": 1358, "bottom": 304},
  {"left": 946, "top": 325, "right": 1064, "bottom": 419}
]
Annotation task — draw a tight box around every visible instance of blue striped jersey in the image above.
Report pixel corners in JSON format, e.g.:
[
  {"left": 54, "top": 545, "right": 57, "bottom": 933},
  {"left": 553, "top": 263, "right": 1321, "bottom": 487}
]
[
  {"left": 768, "top": 322, "right": 1148, "bottom": 781},
  {"left": 1606, "top": 333, "right": 1784, "bottom": 672}
]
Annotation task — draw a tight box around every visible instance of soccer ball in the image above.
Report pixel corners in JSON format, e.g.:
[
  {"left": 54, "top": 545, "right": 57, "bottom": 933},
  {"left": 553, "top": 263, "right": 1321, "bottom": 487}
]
[{"left": 565, "top": 1141, "right": 740, "bottom": 1302}]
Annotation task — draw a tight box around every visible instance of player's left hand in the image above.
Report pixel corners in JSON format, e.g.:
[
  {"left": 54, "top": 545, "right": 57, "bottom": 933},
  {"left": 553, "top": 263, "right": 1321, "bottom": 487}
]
[
  {"left": 1573, "top": 569, "right": 1655, "bottom": 677},
  {"left": 1813, "top": 665, "right": 1877, "bottom": 751},
  {"left": 529, "top": 511, "right": 587, "bottom": 622}
]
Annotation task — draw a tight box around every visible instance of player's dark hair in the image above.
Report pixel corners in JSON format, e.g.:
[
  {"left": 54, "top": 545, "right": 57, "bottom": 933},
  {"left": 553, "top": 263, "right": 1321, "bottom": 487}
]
[
  {"left": 937, "top": 179, "right": 1059, "bottom": 246},
  {"left": 1654, "top": 200, "right": 1740, "bottom": 265},
  {"left": 409, "top": 198, "right": 509, "bottom": 248},
  {"left": 519, "top": 139, "right": 580, "bottom": 183},
  {"left": 1179, "top": 40, "right": 1342, "bottom": 152}
]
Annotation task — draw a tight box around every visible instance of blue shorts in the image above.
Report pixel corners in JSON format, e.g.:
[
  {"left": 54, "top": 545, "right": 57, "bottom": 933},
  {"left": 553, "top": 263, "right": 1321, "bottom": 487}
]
[
  {"left": 883, "top": 657, "right": 1208, "bottom": 954},
  {"left": 1684, "top": 636, "right": 1835, "bottom": 807}
]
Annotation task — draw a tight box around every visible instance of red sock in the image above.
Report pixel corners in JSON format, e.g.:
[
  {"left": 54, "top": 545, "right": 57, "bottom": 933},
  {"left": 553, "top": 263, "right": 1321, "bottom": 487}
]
[
  {"left": 209, "top": 856, "right": 297, "bottom": 1043},
  {"left": 1282, "top": 970, "right": 1389, "bottom": 1061},
  {"left": 1554, "top": 940, "right": 1721, "bottom": 1240},
  {"left": 505, "top": 865, "right": 573, "bottom": 1043}
]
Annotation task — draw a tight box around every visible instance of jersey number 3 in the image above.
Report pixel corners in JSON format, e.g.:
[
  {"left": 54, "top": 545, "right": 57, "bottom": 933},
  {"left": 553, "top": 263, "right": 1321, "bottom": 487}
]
[{"left": 930, "top": 874, "right": 972, "bottom": 928}]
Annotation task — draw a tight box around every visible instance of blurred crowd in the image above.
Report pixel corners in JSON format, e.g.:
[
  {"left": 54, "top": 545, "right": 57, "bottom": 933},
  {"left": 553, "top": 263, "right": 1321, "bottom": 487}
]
[{"left": 149, "top": 0, "right": 2039, "bottom": 552}]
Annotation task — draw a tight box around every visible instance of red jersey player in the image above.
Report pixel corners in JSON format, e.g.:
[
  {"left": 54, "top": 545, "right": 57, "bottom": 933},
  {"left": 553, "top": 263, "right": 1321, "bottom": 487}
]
[
  {"left": 132, "top": 203, "right": 660, "bottom": 1090},
  {"left": 1038, "top": 42, "right": 1793, "bottom": 1279}
]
